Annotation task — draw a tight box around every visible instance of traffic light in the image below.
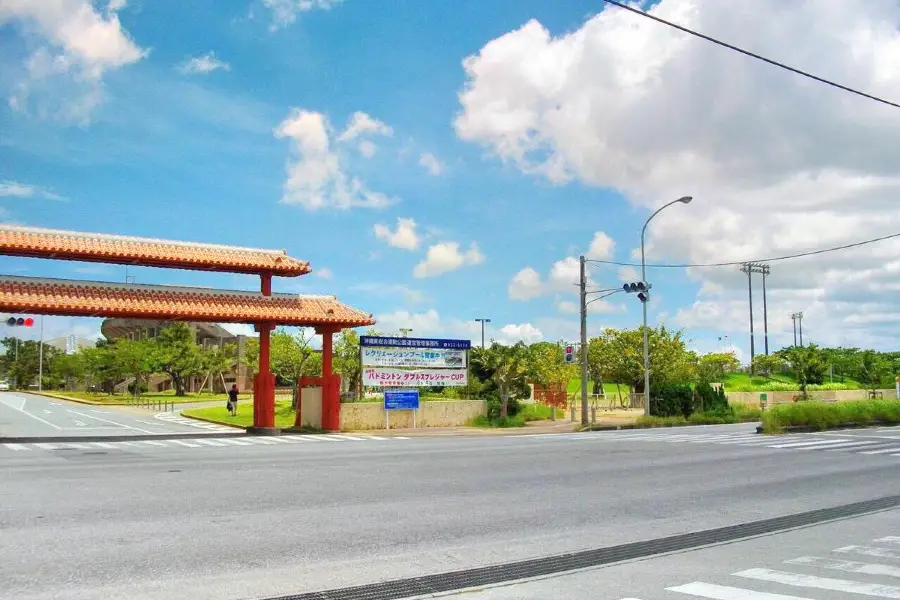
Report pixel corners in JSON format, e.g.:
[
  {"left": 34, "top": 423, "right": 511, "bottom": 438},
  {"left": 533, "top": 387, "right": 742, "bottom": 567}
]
[
  {"left": 623, "top": 281, "right": 652, "bottom": 303},
  {"left": 5, "top": 316, "right": 34, "bottom": 327},
  {"left": 564, "top": 344, "right": 575, "bottom": 364}
]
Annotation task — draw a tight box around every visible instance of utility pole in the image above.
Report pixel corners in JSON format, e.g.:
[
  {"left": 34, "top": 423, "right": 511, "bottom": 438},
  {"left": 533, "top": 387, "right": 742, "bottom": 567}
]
[
  {"left": 38, "top": 316, "right": 44, "bottom": 392},
  {"left": 740, "top": 262, "right": 771, "bottom": 366},
  {"left": 579, "top": 255, "right": 589, "bottom": 427},
  {"left": 791, "top": 312, "right": 804, "bottom": 346},
  {"left": 474, "top": 318, "right": 491, "bottom": 349}
]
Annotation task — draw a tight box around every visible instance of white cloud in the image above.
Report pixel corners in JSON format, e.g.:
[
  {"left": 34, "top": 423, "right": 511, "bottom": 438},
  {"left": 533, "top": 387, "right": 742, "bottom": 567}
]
[
  {"left": 0, "top": 180, "right": 66, "bottom": 201},
  {"left": 353, "top": 283, "right": 427, "bottom": 305},
  {"left": 617, "top": 266, "right": 640, "bottom": 283},
  {"left": 1, "top": 0, "right": 146, "bottom": 124},
  {"left": 262, "top": 0, "right": 342, "bottom": 29},
  {"left": 586, "top": 231, "right": 614, "bottom": 260},
  {"left": 178, "top": 51, "right": 230, "bottom": 75},
  {"left": 358, "top": 140, "right": 377, "bottom": 158},
  {"left": 374, "top": 217, "right": 420, "bottom": 250},
  {"left": 374, "top": 308, "right": 442, "bottom": 337},
  {"left": 509, "top": 267, "right": 543, "bottom": 300},
  {"left": 497, "top": 323, "right": 543, "bottom": 344},
  {"left": 337, "top": 111, "right": 393, "bottom": 142},
  {"left": 219, "top": 323, "right": 259, "bottom": 338},
  {"left": 414, "top": 241, "right": 485, "bottom": 278},
  {"left": 456, "top": 1, "right": 900, "bottom": 351},
  {"left": 107, "top": 0, "right": 127, "bottom": 12},
  {"left": 418, "top": 152, "right": 444, "bottom": 175},
  {"left": 274, "top": 108, "right": 396, "bottom": 211},
  {"left": 312, "top": 266, "right": 333, "bottom": 279}
]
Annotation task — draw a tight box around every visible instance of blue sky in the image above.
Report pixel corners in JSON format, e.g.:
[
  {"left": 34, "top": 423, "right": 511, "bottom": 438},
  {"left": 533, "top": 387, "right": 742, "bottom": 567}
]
[{"left": 6, "top": 0, "right": 887, "bottom": 358}]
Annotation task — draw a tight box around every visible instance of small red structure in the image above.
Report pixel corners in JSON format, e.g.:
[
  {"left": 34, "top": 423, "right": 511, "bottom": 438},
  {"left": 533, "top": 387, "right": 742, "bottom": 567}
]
[{"left": 0, "top": 225, "right": 375, "bottom": 432}]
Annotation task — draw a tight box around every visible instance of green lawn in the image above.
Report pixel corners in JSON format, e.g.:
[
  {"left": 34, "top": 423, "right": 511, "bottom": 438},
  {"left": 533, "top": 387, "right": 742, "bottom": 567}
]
[
  {"left": 722, "top": 372, "right": 863, "bottom": 392},
  {"left": 41, "top": 389, "right": 252, "bottom": 405},
  {"left": 183, "top": 400, "right": 298, "bottom": 429},
  {"left": 566, "top": 379, "right": 632, "bottom": 396}
]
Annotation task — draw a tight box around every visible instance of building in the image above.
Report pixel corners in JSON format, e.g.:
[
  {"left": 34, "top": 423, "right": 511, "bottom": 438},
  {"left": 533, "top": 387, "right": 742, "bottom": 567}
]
[
  {"left": 46, "top": 334, "right": 95, "bottom": 355},
  {"left": 100, "top": 318, "right": 253, "bottom": 393}
]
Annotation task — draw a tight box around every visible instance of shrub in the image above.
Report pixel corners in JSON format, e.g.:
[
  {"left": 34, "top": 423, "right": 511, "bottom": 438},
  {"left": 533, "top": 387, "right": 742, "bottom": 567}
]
[
  {"left": 650, "top": 383, "right": 694, "bottom": 417},
  {"left": 468, "top": 414, "right": 526, "bottom": 428},
  {"left": 760, "top": 399, "right": 900, "bottom": 433},
  {"left": 635, "top": 415, "right": 688, "bottom": 427},
  {"left": 520, "top": 404, "right": 555, "bottom": 422},
  {"left": 485, "top": 394, "right": 521, "bottom": 420}
]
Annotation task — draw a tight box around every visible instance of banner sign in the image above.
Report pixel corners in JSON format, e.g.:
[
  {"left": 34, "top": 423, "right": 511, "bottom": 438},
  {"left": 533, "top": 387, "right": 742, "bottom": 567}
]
[
  {"left": 384, "top": 389, "right": 420, "bottom": 411},
  {"left": 363, "top": 367, "right": 468, "bottom": 387},
  {"left": 361, "top": 336, "right": 471, "bottom": 350},
  {"left": 362, "top": 347, "right": 466, "bottom": 368}
]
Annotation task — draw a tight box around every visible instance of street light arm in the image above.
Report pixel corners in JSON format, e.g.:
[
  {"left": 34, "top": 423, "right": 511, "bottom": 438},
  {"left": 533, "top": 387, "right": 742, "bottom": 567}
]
[
  {"left": 586, "top": 289, "right": 624, "bottom": 306},
  {"left": 641, "top": 196, "right": 692, "bottom": 282}
]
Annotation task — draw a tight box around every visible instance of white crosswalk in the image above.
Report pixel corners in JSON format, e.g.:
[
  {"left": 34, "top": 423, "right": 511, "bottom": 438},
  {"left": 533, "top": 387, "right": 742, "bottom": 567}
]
[
  {"left": 558, "top": 428, "right": 900, "bottom": 458},
  {"left": 621, "top": 534, "right": 900, "bottom": 600},
  {"left": 153, "top": 412, "right": 238, "bottom": 433},
  {"left": 1, "top": 433, "right": 409, "bottom": 453}
]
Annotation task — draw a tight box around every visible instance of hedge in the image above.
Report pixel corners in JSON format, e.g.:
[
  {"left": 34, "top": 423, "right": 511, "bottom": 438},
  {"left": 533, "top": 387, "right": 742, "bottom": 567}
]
[{"left": 760, "top": 399, "right": 900, "bottom": 433}]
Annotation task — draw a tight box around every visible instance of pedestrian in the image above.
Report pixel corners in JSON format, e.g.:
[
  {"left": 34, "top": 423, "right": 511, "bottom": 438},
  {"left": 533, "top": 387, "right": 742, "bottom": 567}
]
[{"left": 227, "top": 384, "right": 239, "bottom": 417}]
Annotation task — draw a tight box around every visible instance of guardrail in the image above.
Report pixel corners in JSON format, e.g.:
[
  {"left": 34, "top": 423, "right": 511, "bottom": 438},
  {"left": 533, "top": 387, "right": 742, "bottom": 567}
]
[{"left": 125, "top": 395, "right": 175, "bottom": 412}]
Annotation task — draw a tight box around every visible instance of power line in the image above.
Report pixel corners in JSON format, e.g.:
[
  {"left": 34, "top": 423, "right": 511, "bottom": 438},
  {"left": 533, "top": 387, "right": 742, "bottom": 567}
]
[
  {"left": 600, "top": 0, "right": 900, "bottom": 110},
  {"left": 585, "top": 231, "right": 900, "bottom": 269}
]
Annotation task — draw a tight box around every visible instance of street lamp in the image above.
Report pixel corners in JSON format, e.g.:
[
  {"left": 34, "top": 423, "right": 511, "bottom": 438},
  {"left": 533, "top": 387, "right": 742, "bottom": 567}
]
[
  {"left": 641, "top": 195, "right": 692, "bottom": 416},
  {"left": 474, "top": 318, "right": 491, "bottom": 349}
]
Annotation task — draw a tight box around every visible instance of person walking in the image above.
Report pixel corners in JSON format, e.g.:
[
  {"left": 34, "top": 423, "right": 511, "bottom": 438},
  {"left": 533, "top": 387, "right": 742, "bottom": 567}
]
[{"left": 227, "top": 384, "right": 239, "bottom": 417}]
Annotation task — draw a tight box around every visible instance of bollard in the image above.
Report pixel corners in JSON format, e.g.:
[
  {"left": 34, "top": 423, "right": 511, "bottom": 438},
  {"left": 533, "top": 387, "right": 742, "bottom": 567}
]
[
  {"left": 591, "top": 404, "right": 596, "bottom": 424},
  {"left": 550, "top": 405, "right": 556, "bottom": 421}
]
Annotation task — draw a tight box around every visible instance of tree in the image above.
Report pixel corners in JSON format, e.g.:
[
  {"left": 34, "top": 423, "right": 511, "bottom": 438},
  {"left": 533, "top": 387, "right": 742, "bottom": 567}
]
[
  {"left": 751, "top": 354, "right": 783, "bottom": 380},
  {"left": 471, "top": 342, "right": 529, "bottom": 419},
  {"left": 777, "top": 344, "right": 826, "bottom": 396},
  {"left": 151, "top": 323, "right": 203, "bottom": 396},
  {"left": 697, "top": 352, "right": 740, "bottom": 384},
  {"left": 198, "top": 342, "right": 237, "bottom": 394},
  {"left": 525, "top": 342, "right": 574, "bottom": 388},
  {"left": 111, "top": 338, "right": 156, "bottom": 396},
  {"left": 334, "top": 328, "right": 364, "bottom": 397},
  {"left": 859, "top": 350, "right": 892, "bottom": 396},
  {"left": 0, "top": 339, "right": 58, "bottom": 390},
  {"left": 601, "top": 326, "right": 694, "bottom": 393},
  {"left": 268, "top": 328, "right": 320, "bottom": 409},
  {"left": 585, "top": 336, "right": 611, "bottom": 396},
  {"left": 51, "top": 352, "right": 85, "bottom": 391}
]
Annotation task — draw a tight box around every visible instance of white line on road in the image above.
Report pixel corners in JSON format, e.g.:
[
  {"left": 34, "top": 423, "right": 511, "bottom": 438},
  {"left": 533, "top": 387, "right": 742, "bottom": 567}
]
[
  {"left": 823, "top": 441, "right": 882, "bottom": 451},
  {"left": 668, "top": 581, "right": 812, "bottom": 600},
  {"left": 786, "top": 556, "right": 900, "bottom": 579},
  {"left": 167, "top": 439, "right": 201, "bottom": 448},
  {"left": 875, "top": 537, "right": 900, "bottom": 545},
  {"left": 0, "top": 396, "right": 62, "bottom": 429},
  {"left": 835, "top": 546, "right": 900, "bottom": 559},
  {"left": 858, "top": 446, "right": 900, "bottom": 455},
  {"left": 329, "top": 434, "right": 366, "bottom": 441},
  {"left": 4, "top": 443, "right": 29, "bottom": 451},
  {"left": 218, "top": 438, "right": 253, "bottom": 445},
  {"left": 34, "top": 442, "right": 62, "bottom": 450},
  {"left": 65, "top": 408, "right": 156, "bottom": 434},
  {"left": 735, "top": 567, "right": 900, "bottom": 598},
  {"left": 90, "top": 442, "right": 117, "bottom": 449},
  {"left": 767, "top": 439, "right": 854, "bottom": 449},
  {"left": 192, "top": 439, "right": 226, "bottom": 446},
  {"left": 138, "top": 440, "right": 168, "bottom": 447}
]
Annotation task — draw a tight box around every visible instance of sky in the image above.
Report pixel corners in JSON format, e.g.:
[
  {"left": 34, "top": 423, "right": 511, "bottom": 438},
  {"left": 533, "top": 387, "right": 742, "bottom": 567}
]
[{"left": 1, "top": 0, "right": 900, "bottom": 361}]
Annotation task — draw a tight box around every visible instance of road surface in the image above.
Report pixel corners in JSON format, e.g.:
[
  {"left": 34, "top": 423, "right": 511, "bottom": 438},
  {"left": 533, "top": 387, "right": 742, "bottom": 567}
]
[
  {"left": 0, "top": 391, "right": 236, "bottom": 438},
  {"left": 3, "top": 423, "right": 900, "bottom": 599}
]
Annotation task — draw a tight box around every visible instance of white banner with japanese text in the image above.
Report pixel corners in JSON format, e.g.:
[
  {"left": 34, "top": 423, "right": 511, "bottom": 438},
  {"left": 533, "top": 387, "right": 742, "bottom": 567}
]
[
  {"left": 361, "top": 347, "right": 467, "bottom": 368},
  {"left": 363, "top": 367, "right": 468, "bottom": 387}
]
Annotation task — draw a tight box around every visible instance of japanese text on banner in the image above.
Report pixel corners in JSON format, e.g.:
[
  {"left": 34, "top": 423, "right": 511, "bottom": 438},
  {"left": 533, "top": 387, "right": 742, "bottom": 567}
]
[
  {"left": 362, "top": 367, "right": 468, "bottom": 388},
  {"left": 361, "top": 347, "right": 467, "bottom": 368}
]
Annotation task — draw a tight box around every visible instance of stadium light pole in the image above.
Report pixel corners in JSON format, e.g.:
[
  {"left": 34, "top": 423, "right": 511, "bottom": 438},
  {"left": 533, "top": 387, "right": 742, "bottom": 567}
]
[
  {"left": 474, "top": 318, "right": 491, "bottom": 349},
  {"left": 641, "top": 196, "right": 692, "bottom": 416}
]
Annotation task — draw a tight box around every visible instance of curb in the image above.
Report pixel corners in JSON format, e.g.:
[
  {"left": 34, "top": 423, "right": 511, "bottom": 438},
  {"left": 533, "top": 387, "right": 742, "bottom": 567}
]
[
  {"left": 29, "top": 391, "right": 124, "bottom": 406},
  {"left": 0, "top": 432, "right": 247, "bottom": 443},
  {"left": 585, "top": 418, "right": 760, "bottom": 432},
  {"left": 178, "top": 412, "right": 246, "bottom": 430},
  {"left": 757, "top": 421, "right": 900, "bottom": 434}
]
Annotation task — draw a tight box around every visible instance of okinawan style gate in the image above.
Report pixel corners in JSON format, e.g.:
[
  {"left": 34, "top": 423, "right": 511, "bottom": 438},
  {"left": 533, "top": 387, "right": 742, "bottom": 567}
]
[{"left": 0, "top": 225, "right": 374, "bottom": 432}]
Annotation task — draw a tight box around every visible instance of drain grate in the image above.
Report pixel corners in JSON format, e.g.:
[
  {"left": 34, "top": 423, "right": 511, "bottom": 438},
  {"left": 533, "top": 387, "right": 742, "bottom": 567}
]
[{"left": 264, "top": 494, "right": 900, "bottom": 600}]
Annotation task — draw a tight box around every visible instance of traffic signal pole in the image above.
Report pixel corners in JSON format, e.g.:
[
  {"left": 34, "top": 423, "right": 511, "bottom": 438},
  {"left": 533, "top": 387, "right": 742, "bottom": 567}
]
[{"left": 579, "top": 256, "right": 589, "bottom": 427}]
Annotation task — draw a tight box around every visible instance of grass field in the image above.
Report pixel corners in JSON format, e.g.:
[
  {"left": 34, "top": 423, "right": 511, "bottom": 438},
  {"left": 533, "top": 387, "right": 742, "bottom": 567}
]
[
  {"left": 183, "top": 400, "right": 299, "bottom": 429},
  {"left": 722, "top": 372, "right": 862, "bottom": 392},
  {"left": 566, "top": 379, "right": 632, "bottom": 396}
]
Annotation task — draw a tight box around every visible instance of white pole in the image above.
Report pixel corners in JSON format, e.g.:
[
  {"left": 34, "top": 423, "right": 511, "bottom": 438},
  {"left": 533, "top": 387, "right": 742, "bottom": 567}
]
[{"left": 38, "top": 316, "right": 44, "bottom": 391}]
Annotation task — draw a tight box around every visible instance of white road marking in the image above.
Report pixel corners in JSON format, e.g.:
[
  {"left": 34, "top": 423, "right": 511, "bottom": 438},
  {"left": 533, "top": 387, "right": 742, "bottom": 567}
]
[
  {"left": 90, "top": 442, "right": 117, "bottom": 449},
  {"left": 835, "top": 546, "right": 900, "bottom": 559},
  {"left": 735, "top": 566, "right": 900, "bottom": 598},
  {"left": 668, "top": 581, "right": 812, "bottom": 600},
  {"left": 767, "top": 439, "right": 853, "bottom": 449},
  {"left": 330, "top": 434, "right": 366, "bottom": 441},
  {"left": 822, "top": 441, "right": 882, "bottom": 451},
  {"left": 304, "top": 435, "right": 343, "bottom": 442},
  {"left": 43, "top": 409, "right": 52, "bottom": 414},
  {"left": 138, "top": 440, "right": 168, "bottom": 447},
  {"left": 167, "top": 439, "right": 201, "bottom": 448},
  {"left": 858, "top": 446, "right": 900, "bottom": 455},
  {"left": 0, "top": 396, "right": 62, "bottom": 429},
  {"left": 281, "top": 435, "right": 317, "bottom": 442},
  {"left": 193, "top": 439, "right": 226, "bottom": 446},
  {"left": 73, "top": 420, "right": 86, "bottom": 427},
  {"left": 218, "top": 438, "right": 253, "bottom": 445},
  {"left": 34, "top": 443, "right": 61, "bottom": 450},
  {"left": 65, "top": 408, "right": 156, "bottom": 434},
  {"left": 62, "top": 443, "right": 91, "bottom": 449},
  {"left": 875, "top": 537, "right": 900, "bottom": 545},
  {"left": 786, "top": 556, "right": 900, "bottom": 579},
  {"left": 4, "top": 443, "right": 30, "bottom": 451}
]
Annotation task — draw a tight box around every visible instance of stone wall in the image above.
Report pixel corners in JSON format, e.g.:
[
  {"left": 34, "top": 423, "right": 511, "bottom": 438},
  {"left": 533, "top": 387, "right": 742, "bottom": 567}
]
[
  {"left": 340, "top": 400, "right": 487, "bottom": 430},
  {"left": 727, "top": 388, "right": 897, "bottom": 406}
]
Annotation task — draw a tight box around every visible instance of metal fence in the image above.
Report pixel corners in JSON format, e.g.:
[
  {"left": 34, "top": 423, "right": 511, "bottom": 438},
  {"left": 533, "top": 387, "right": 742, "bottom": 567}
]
[{"left": 125, "top": 395, "right": 175, "bottom": 412}]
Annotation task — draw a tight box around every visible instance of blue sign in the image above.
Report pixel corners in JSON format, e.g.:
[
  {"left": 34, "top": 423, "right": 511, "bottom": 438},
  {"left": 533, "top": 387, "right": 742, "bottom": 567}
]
[
  {"left": 384, "top": 389, "right": 420, "bottom": 411},
  {"left": 361, "top": 336, "right": 471, "bottom": 350}
]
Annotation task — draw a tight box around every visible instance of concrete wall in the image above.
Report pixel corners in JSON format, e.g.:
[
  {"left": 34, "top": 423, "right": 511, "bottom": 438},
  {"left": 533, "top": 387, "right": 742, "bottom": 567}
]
[
  {"left": 298, "top": 387, "right": 322, "bottom": 429},
  {"left": 340, "top": 400, "right": 486, "bottom": 430},
  {"left": 727, "top": 388, "right": 897, "bottom": 406}
]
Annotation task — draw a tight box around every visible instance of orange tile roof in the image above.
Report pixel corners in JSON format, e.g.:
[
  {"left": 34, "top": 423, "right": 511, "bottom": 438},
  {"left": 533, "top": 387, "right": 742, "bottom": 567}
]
[
  {"left": 0, "top": 225, "right": 311, "bottom": 276},
  {"left": 0, "top": 276, "right": 375, "bottom": 328}
]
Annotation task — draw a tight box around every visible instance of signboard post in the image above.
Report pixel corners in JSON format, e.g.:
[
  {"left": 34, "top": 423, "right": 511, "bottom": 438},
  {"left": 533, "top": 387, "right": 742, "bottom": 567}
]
[{"left": 384, "top": 389, "right": 420, "bottom": 430}]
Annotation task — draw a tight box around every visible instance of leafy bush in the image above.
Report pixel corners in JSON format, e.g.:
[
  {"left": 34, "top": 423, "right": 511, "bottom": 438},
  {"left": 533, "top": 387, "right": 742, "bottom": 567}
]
[
  {"left": 694, "top": 382, "right": 728, "bottom": 413},
  {"left": 650, "top": 383, "right": 694, "bottom": 417},
  {"left": 519, "top": 403, "right": 556, "bottom": 422},
  {"left": 635, "top": 415, "right": 688, "bottom": 427},
  {"left": 760, "top": 399, "right": 900, "bottom": 433},
  {"left": 806, "top": 383, "right": 853, "bottom": 391},
  {"left": 468, "top": 414, "right": 526, "bottom": 428},
  {"left": 485, "top": 394, "right": 521, "bottom": 420}
]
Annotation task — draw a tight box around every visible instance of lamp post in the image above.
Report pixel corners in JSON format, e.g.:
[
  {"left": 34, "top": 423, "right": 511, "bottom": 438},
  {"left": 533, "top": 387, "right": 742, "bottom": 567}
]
[
  {"left": 641, "top": 195, "right": 692, "bottom": 416},
  {"left": 474, "top": 318, "right": 491, "bottom": 349}
]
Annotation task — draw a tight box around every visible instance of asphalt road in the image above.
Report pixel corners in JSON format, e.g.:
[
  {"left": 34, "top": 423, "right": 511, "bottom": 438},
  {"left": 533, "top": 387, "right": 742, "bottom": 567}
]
[
  {"left": 2, "top": 424, "right": 900, "bottom": 600},
  {"left": 0, "top": 391, "right": 236, "bottom": 437}
]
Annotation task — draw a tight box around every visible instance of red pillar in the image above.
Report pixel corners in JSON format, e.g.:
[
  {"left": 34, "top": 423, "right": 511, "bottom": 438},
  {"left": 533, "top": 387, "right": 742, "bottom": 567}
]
[
  {"left": 260, "top": 273, "right": 272, "bottom": 296},
  {"left": 319, "top": 327, "right": 341, "bottom": 431},
  {"left": 253, "top": 322, "right": 276, "bottom": 430}
]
